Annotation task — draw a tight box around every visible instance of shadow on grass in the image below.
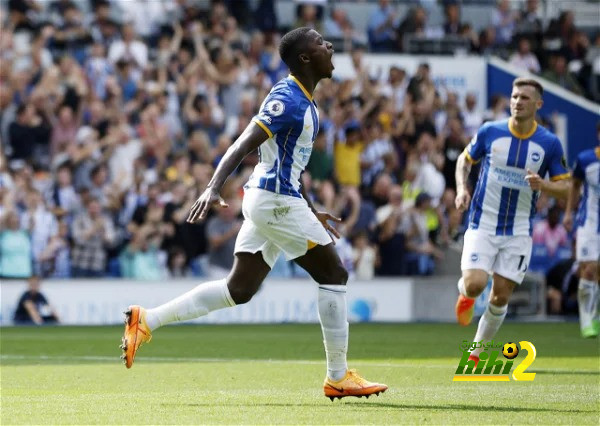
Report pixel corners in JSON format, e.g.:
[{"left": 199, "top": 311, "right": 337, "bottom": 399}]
[{"left": 161, "top": 402, "right": 597, "bottom": 414}]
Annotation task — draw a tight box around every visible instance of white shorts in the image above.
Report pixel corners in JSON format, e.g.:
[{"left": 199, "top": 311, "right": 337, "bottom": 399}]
[
  {"left": 234, "top": 188, "right": 332, "bottom": 268},
  {"left": 576, "top": 228, "right": 600, "bottom": 262},
  {"left": 461, "top": 229, "right": 532, "bottom": 284}
]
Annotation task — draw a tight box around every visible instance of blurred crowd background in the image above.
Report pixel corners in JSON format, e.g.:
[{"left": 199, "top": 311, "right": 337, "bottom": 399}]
[{"left": 0, "top": 0, "right": 597, "bottom": 308}]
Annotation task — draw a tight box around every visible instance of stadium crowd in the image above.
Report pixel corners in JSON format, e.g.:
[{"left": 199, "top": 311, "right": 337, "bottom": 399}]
[{"left": 0, "top": 0, "right": 595, "bottom": 285}]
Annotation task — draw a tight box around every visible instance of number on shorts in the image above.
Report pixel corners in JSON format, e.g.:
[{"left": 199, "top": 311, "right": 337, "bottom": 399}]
[{"left": 518, "top": 255, "right": 527, "bottom": 272}]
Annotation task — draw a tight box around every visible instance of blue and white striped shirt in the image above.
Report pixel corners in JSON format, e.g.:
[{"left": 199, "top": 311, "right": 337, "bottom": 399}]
[
  {"left": 247, "top": 75, "right": 319, "bottom": 198},
  {"left": 465, "top": 119, "right": 569, "bottom": 236},
  {"left": 573, "top": 147, "right": 600, "bottom": 234}
]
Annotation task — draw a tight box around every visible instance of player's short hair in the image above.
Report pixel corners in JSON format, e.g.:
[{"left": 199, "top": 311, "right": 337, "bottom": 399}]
[
  {"left": 279, "top": 27, "right": 313, "bottom": 70},
  {"left": 513, "top": 77, "right": 544, "bottom": 98}
]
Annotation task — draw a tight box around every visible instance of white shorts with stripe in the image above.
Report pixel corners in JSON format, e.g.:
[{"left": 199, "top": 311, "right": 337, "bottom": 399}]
[
  {"left": 234, "top": 188, "right": 332, "bottom": 268},
  {"left": 461, "top": 229, "right": 532, "bottom": 284},
  {"left": 576, "top": 228, "right": 600, "bottom": 262}
]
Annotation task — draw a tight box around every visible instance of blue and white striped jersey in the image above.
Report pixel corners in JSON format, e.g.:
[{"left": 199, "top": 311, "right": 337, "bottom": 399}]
[
  {"left": 465, "top": 119, "right": 569, "bottom": 236},
  {"left": 573, "top": 147, "right": 600, "bottom": 234},
  {"left": 247, "top": 75, "right": 319, "bottom": 198}
]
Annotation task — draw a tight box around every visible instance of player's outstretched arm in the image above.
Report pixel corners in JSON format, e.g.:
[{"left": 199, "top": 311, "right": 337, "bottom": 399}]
[
  {"left": 454, "top": 152, "right": 472, "bottom": 212},
  {"left": 563, "top": 177, "right": 582, "bottom": 232},
  {"left": 187, "top": 123, "right": 268, "bottom": 223}
]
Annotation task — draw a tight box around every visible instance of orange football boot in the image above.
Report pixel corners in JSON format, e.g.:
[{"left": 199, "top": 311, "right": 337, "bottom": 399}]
[
  {"left": 323, "top": 370, "right": 388, "bottom": 401},
  {"left": 120, "top": 305, "right": 152, "bottom": 368},
  {"left": 455, "top": 294, "right": 475, "bottom": 326}
]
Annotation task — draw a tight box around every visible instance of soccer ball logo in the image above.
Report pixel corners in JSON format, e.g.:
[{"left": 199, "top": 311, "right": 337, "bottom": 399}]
[{"left": 502, "top": 342, "right": 519, "bottom": 359}]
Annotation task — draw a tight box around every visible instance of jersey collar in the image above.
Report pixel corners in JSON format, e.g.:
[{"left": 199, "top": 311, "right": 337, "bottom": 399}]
[
  {"left": 289, "top": 74, "right": 313, "bottom": 101},
  {"left": 508, "top": 118, "right": 537, "bottom": 139}
]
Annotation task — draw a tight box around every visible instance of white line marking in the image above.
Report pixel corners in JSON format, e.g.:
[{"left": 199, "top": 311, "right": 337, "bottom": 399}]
[{"left": 0, "top": 354, "right": 451, "bottom": 368}]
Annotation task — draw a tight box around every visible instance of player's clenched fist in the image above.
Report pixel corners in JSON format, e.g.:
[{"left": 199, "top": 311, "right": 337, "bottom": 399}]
[
  {"left": 524, "top": 168, "right": 544, "bottom": 191},
  {"left": 455, "top": 189, "right": 471, "bottom": 212},
  {"left": 186, "top": 187, "right": 229, "bottom": 223}
]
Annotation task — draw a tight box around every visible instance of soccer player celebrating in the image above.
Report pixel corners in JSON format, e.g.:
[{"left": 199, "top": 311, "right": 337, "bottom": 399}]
[
  {"left": 120, "top": 28, "right": 387, "bottom": 400},
  {"left": 563, "top": 145, "right": 600, "bottom": 338},
  {"left": 454, "top": 78, "right": 570, "bottom": 363}
]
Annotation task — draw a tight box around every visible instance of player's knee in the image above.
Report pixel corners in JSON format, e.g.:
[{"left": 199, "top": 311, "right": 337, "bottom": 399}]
[
  {"left": 227, "top": 285, "right": 256, "bottom": 305},
  {"left": 489, "top": 293, "right": 510, "bottom": 306},
  {"left": 580, "top": 262, "right": 598, "bottom": 281},
  {"left": 316, "top": 264, "right": 348, "bottom": 285},
  {"left": 463, "top": 276, "right": 487, "bottom": 298}
]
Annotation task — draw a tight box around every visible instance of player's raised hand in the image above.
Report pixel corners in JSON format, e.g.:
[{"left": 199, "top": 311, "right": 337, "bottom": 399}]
[
  {"left": 186, "top": 187, "right": 228, "bottom": 223},
  {"left": 315, "top": 212, "right": 342, "bottom": 244},
  {"left": 562, "top": 211, "right": 574, "bottom": 232},
  {"left": 525, "top": 169, "right": 543, "bottom": 191},
  {"left": 455, "top": 189, "right": 471, "bottom": 212}
]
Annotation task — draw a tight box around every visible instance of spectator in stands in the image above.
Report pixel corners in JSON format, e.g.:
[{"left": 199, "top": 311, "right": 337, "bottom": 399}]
[
  {"left": 442, "top": 117, "right": 467, "bottom": 192},
  {"left": 585, "top": 33, "right": 600, "bottom": 102},
  {"left": 402, "top": 192, "right": 443, "bottom": 275},
  {"left": 443, "top": 2, "right": 462, "bottom": 36},
  {"left": 367, "top": 0, "right": 398, "bottom": 52},
  {"left": 108, "top": 22, "right": 148, "bottom": 71},
  {"left": 532, "top": 204, "right": 570, "bottom": 259},
  {"left": 375, "top": 184, "right": 405, "bottom": 276},
  {"left": 397, "top": 6, "right": 428, "bottom": 52},
  {"left": 509, "top": 38, "right": 541, "bottom": 74},
  {"left": 20, "top": 189, "right": 58, "bottom": 274},
  {"left": 360, "top": 121, "right": 395, "bottom": 189},
  {"left": 8, "top": 103, "right": 51, "bottom": 166},
  {"left": 206, "top": 197, "right": 242, "bottom": 277},
  {"left": 484, "top": 94, "right": 509, "bottom": 122},
  {"left": 306, "top": 128, "right": 335, "bottom": 213},
  {"left": 13, "top": 275, "right": 59, "bottom": 325},
  {"left": 71, "top": 197, "right": 115, "bottom": 277},
  {"left": 0, "top": 210, "right": 32, "bottom": 279},
  {"left": 51, "top": 2, "right": 93, "bottom": 63},
  {"left": 352, "top": 231, "right": 378, "bottom": 281},
  {"left": 167, "top": 246, "right": 193, "bottom": 278},
  {"left": 335, "top": 121, "right": 363, "bottom": 188},
  {"left": 120, "top": 225, "right": 165, "bottom": 280},
  {"left": 38, "top": 219, "right": 71, "bottom": 278},
  {"left": 515, "top": 0, "right": 543, "bottom": 52},
  {"left": 295, "top": 3, "right": 323, "bottom": 34},
  {"left": 542, "top": 53, "right": 584, "bottom": 95},
  {"left": 462, "top": 93, "right": 483, "bottom": 139},
  {"left": 491, "top": 0, "right": 516, "bottom": 46}
]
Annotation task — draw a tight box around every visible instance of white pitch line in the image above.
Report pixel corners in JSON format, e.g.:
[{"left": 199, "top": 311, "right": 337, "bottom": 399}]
[
  {"left": 2, "top": 355, "right": 598, "bottom": 374},
  {"left": 0, "top": 354, "right": 449, "bottom": 368}
]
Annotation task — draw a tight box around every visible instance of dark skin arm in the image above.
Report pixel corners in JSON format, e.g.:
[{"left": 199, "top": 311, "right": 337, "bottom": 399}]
[{"left": 187, "top": 122, "right": 266, "bottom": 223}]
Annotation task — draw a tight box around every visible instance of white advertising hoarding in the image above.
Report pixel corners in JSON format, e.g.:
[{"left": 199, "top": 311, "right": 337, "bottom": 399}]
[{"left": 0, "top": 279, "right": 413, "bottom": 325}]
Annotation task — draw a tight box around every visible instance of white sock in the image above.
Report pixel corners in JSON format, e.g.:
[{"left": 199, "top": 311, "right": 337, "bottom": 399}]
[
  {"left": 145, "top": 279, "right": 235, "bottom": 331},
  {"left": 470, "top": 303, "right": 507, "bottom": 357},
  {"left": 578, "top": 279, "right": 598, "bottom": 330},
  {"left": 457, "top": 277, "right": 472, "bottom": 298},
  {"left": 318, "top": 284, "right": 348, "bottom": 381}
]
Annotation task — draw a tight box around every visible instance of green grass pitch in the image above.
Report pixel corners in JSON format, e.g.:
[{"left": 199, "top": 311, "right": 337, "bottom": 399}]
[{"left": 1, "top": 323, "right": 598, "bottom": 424}]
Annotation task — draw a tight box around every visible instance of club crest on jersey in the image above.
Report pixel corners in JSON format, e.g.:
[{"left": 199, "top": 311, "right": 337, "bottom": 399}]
[
  {"left": 530, "top": 152, "right": 541, "bottom": 162},
  {"left": 265, "top": 100, "right": 285, "bottom": 117}
]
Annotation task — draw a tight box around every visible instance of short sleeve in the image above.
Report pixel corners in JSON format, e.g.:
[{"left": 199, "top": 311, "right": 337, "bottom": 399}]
[
  {"left": 572, "top": 152, "right": 586, "bottom": 181},
  {"left": 252, "top": 89, "right": 298, "bottom": 138},
  {"left": 548, "top": 137, "right": 570, "bottom": 181},
  {"left": 464, "top": 123, "right": 488, "bottom": 164}
]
